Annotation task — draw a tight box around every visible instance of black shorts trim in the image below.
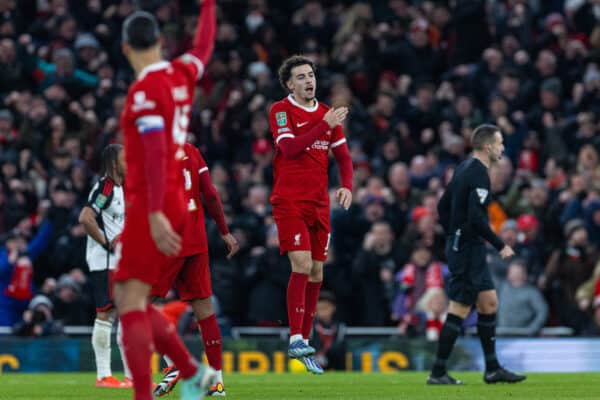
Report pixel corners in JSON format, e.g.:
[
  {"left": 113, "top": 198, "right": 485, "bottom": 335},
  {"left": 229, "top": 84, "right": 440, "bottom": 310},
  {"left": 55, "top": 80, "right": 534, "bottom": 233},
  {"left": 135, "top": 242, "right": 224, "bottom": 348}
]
[{"left": 89, "top": 270, "right": 114, "bottom": 312}]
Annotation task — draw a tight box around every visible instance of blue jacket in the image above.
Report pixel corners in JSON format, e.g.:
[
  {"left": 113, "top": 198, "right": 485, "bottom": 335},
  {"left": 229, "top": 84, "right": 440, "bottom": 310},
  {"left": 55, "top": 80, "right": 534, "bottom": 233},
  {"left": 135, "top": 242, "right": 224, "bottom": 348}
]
[{"left": 0, "top": 221, "right": 53, "bottom": 327}]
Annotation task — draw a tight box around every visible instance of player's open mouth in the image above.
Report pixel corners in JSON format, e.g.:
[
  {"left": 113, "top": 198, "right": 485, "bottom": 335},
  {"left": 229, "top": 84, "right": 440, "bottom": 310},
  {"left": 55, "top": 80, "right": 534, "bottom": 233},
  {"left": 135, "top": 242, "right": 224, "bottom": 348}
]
[{"left": 306, "top": 87, "right": 314, "bottom": 93}]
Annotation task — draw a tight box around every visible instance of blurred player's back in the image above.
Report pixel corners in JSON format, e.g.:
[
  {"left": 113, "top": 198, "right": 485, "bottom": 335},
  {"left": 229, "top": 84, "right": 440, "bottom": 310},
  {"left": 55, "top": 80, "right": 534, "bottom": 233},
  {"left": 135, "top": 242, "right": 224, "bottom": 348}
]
[{"left": 121, "top": 55, "right": 202, "bottom": 203}]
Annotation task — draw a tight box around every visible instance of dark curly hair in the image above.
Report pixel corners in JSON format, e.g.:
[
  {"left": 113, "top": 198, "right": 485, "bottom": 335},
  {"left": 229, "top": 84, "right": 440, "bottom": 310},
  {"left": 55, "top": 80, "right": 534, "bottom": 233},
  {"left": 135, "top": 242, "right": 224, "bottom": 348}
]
[{"left": 278, "top": 55, "right": 317, "bottom": 92}]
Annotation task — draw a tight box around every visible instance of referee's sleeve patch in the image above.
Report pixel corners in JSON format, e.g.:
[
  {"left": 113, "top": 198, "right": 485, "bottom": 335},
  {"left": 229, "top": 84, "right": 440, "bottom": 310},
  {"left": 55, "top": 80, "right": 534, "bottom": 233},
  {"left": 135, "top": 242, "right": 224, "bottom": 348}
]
[{"left": 476, "top": 188, "right": 488, "bottom": 204}]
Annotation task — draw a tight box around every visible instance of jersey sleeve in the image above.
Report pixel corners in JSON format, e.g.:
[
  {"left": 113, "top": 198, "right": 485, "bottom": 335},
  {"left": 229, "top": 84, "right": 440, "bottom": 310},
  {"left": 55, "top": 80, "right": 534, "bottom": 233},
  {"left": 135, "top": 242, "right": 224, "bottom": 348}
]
[
  {"left": 330, "top": 125, "right": 347, "bottom": 149},
  {"left": 467, "top": 173, "right": 504, "bottom": 250},
  {"left": 188, "top": 143, "right": 209, "bottom": 176},
  {"left": 87, "top": 178, "right": 114, "bottom": 214},
  {"left": 269, "top": 102, "right": 295, "bottom": 146},
  {"left": 173, "top": 54, "right": 204, "bottom": 84}
]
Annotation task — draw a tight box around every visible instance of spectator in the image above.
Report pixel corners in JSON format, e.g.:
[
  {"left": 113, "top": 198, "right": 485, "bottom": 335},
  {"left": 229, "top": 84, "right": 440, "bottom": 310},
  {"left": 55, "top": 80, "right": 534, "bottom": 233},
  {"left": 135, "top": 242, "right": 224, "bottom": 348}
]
[
  {"left": 352, "top": 221, "right": 401, "bottom": 326},
  {"left": 541, "top": 219, "right": 597, "bottom": 333},
  {"left": 497, "top": 260, "right": 548, "bottom": 336},
  {"left": 0, "top": 219, "right": 53, "bottom": 327},
  {"left": 13, "top": 294, "right": 63, "bottom": 337},
  {"left": 392, "top": 245, "right": 445, "bottom": 336},
  {"left": 416, "top": 287, "right": 448, "bottom": 341}
]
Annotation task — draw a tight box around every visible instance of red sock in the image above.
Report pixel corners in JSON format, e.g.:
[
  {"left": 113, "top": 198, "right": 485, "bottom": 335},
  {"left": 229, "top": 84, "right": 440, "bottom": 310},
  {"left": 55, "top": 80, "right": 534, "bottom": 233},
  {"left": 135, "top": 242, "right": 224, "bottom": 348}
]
[
  {"left": 146, "top": 304, "right": 198, "bottom": 379},
  {"left": 302, "top": 281, "right": 322, "bottom": 339},
  {"left": 120, "top": 310, "right": 153, "bottom": 400},
  {"left": 287, "top": 272, "right": 309, "bottom": 336},
  {"left": 197, "top": 314, "right": 222, "bottom": 371}
]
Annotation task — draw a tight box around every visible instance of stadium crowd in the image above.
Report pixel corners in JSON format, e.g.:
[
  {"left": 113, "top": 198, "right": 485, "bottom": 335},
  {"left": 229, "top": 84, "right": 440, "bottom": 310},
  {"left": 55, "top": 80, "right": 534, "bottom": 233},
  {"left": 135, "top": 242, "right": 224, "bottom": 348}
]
[{"left": 0, "top": 0, "right": 600, "bottom": 340}]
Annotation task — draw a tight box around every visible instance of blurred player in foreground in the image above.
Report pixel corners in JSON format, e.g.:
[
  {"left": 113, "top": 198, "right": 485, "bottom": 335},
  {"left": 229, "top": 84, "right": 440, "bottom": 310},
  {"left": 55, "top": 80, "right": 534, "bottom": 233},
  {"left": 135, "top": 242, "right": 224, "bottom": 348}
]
[{"left": 113, "top": 1, "right": 217, "bottom": 399}]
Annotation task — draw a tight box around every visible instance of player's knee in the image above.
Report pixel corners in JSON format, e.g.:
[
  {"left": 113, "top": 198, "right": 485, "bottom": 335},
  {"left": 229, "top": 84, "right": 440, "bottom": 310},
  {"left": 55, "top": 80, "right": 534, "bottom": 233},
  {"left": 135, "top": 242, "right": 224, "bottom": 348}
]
[
  {"left": 478, "top": 299, "right": 498, "bottom": 314},
  {"left": 309, "top": 266, "right": 323, "bottom": 281},
  {"left": 291, "top": 259, "right": 312, "bottom": 275},
  {"left": 192, "top": 297, "right": 214, "bottom": 320}
]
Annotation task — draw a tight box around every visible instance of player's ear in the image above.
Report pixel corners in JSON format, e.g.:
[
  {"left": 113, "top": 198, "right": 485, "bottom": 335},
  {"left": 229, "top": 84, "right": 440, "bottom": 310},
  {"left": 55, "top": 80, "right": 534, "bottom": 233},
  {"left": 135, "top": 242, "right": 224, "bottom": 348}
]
[{"left": 286, "top": 78, "right": 294, "bottom": 92}]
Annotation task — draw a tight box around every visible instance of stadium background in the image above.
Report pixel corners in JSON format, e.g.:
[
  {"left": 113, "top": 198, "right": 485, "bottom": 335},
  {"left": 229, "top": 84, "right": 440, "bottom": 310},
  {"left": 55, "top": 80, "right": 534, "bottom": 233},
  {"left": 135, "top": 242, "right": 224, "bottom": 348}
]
[{"left": 1, "top": 0, "right": 600, "bottom": 374}]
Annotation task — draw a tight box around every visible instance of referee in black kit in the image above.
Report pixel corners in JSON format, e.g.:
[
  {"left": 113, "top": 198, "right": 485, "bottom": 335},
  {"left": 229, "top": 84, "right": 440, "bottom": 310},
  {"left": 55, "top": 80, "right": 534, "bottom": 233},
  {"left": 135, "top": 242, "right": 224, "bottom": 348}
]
[{"left": 427, "top": 124, "right": 526, "bottom": 385}]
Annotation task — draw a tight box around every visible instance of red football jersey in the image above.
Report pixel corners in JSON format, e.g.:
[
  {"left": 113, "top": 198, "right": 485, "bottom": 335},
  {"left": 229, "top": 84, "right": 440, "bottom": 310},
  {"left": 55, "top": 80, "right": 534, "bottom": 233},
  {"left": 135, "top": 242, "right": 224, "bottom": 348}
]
[
  {"left": 180, "top": 142, "right": 209, "bottom": 256},
  {"left": 120, "top": 54, "right": 205, "bottom": 205},
  {"left": 269, "top": 94, "right": 346, "bottom": 206}
]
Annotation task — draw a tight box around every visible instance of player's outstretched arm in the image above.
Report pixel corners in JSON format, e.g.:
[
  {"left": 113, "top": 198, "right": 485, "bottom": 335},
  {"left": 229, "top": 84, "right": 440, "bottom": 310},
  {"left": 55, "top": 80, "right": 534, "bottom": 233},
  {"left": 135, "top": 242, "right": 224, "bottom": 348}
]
[{"left": 188, "top": 0, "right": 216, "bottom": 66}]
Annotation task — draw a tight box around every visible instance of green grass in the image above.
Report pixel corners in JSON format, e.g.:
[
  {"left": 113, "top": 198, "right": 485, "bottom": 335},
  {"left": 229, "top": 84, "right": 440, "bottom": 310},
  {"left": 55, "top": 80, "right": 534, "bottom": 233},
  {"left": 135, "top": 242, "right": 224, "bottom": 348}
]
[{"left": 1, "top": 372, "right": 600, "bottom": 400}]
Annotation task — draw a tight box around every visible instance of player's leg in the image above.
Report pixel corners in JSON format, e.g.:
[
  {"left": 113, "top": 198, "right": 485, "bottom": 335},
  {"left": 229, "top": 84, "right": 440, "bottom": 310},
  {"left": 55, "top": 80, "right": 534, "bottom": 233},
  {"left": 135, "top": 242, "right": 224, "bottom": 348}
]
[
  {"left": 302, "top": 260, "right": 323, "bottom": 344},
  {"left": 114, "top": 278, "right": 155, "bottom": 400},
  {"left": 428, "top": 243, "right": 472, "bottom": 385},
  {"left": 286, "top": 250, "right": 315, "bottom": 357},
  {"left": 192, "top": 297, "right": 225, "bottom": 396},
  {"left": 115, "top": 320, "right": 132, "bottom": 387},
  {"left": 476, "top": 289, "right": 526, "bottom": 383},
  {"left": 273, "top": 210, "right": 315, "bottom": 358},
  {"left": 179, "top": 253, "right": 225, "bottom": 396},
  {"left": 92, "top": 309, "right": 119, "bottom": 386},
  {"left": 427, "top": 300, "right": 470, "bottom": 385},
  {"left": 90, "top": 269, "right": 123, "bottom": 387},
  {"left": 302, "top": 220, "right": 329, "bottom": 346}
]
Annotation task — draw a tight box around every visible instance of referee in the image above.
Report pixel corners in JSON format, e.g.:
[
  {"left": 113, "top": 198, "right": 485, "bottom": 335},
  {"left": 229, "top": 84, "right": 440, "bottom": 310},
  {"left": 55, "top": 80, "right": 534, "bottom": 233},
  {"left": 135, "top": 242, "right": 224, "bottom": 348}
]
[{"left": 427, "top": 124, "right": 526, "bottom": 385}]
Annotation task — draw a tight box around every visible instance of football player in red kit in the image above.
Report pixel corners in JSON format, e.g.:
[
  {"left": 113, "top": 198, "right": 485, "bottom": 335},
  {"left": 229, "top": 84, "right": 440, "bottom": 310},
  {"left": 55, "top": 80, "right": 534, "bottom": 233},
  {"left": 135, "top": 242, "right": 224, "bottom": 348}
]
[
  {"left": 269, "top": 55, "right": 353, "bottom": 374},
  {"left": 152, "top": 142, "right": 239, "bottom": 397},
  {"left": 113, "top": 2, "right": 217, "bottom": 399}
]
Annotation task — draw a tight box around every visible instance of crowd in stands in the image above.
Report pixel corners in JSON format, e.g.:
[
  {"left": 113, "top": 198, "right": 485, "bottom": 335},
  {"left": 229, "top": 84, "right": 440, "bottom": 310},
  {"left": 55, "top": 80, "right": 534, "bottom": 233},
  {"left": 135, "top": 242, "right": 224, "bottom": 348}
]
[{"left": 1, "top": 0, "right": 600, "bottom": 339}]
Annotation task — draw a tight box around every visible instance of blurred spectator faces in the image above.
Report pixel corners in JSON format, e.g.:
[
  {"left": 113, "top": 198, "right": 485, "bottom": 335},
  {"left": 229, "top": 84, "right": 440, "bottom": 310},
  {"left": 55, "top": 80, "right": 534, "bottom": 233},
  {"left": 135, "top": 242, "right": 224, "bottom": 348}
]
[
  {"left": 409, "top": 18, "right": 429, "bottom": 48},
  {"left": 507, "top": 260, "right": 528, "bottom": 288},
  {"left": 500, "top": 219, "right": 518, "bottom": 247}
]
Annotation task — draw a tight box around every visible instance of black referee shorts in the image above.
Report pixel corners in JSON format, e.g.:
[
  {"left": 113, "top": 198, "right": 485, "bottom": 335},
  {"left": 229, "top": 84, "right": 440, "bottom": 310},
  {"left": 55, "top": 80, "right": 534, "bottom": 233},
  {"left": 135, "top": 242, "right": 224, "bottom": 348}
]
[
  {"left": 445, "top": 239, "right": 494, "bottom": 306},
  {"left": 89, "top": 269, "right": 114, "bottom": 313}
]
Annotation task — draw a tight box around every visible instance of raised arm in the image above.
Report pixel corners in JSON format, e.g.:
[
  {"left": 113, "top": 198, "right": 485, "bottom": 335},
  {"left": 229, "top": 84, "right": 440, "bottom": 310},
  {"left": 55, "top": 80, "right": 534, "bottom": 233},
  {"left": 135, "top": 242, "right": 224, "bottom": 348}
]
[{"left": 187, "top": 0, "right": 216, "bottom": 66}]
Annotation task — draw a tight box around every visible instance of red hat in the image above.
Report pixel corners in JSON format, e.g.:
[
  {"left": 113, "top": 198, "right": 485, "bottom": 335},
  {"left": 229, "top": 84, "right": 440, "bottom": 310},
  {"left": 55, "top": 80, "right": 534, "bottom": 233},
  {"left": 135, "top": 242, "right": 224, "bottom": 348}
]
[
  {"left": 252, "top": 138, "right": 272, "bottom": 155},
  {"left": 517, "top": 214, "right": 538, "bottom": 231},
  {"left": 411, "top": 206, "right": 431, "bottom": 222}
]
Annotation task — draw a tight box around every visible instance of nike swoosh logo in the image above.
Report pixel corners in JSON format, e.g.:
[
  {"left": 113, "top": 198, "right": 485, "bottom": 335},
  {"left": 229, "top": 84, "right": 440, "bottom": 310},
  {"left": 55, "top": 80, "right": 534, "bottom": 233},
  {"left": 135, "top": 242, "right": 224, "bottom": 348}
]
[{"left": 296, "top": 122, "right": 309, "bottom": 127}]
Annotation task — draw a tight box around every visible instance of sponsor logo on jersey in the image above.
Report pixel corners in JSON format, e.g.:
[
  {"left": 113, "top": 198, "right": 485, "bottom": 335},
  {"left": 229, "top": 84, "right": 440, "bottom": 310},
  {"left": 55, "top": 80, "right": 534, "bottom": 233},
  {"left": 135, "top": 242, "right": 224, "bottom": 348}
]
[
  {"left": 132, "top": 91, "right": 156, "bottom": 112},
  {"left": 95, "top": 194, "right": 107, "bottom": 209},
  {"left": 277, "top": 127, "right": 291, "bottom": 133},
  {"left": 172, "top": 86, "right": 189, "bottom": 101},
  {"left": 276, "top": 112, "right": 287, "bottom": 127},
  {"left": 296, "top": 121, "right": 308, "bottom": 127},
  {"left": 310, "top": 140, "right": 330, "bottom": 151},
  {"left": 476, "top": 188, "right": 488, "bottom": 204}
]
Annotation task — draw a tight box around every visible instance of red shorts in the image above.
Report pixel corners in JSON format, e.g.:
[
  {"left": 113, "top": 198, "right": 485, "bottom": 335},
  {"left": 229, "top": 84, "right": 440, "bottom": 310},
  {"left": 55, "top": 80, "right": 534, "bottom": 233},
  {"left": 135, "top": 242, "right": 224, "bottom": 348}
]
[
  {"left": 150, "top": 252, "right": 211, "bottom": 301},
  {"left": 113, "top": 192, "right": 187, "bottom": 286},
  {"left": 272, "top": 201, "right": 331, "bottom": 262}
]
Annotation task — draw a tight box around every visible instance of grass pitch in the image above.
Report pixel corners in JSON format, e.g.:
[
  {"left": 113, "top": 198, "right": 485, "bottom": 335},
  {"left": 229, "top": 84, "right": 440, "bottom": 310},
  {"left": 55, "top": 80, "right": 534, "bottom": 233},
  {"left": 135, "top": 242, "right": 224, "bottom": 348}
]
[{"left": 1, "top": 372, "right": 599, "bottom": 400}]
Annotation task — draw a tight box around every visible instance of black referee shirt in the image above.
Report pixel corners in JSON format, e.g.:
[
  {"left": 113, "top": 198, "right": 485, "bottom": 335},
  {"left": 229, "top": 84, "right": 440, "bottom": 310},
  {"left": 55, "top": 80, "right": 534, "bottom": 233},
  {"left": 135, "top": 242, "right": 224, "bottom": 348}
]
[{"left": 437, "top": 157, "right": 504, "bottom": 251}]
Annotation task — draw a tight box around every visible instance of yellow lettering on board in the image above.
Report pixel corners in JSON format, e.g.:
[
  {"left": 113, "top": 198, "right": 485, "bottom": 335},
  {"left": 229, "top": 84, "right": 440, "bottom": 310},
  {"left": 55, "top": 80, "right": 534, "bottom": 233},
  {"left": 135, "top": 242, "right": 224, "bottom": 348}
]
[
  {"left": 378, "top": 352, "right": 409, "bottom": 372},
  {"left": 238, "top": 351, "right": 269, "bottom": 373},
  {"left": 0, "top": 355, "right": 19, "bottom": 373},
  {"left": 361, "top": 352, "right": 373, "bottom": 373},
  {"left": 273, "top": 351, "right": 285, "bottom": 373},
  {"left": 222, "top": 351, "right": 234, "bottom": 373}
]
